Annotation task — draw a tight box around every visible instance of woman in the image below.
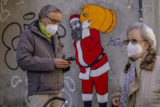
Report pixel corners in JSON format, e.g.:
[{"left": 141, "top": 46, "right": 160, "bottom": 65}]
[{"left": 111, "top": 22, "right": 160, "bottom": 107}]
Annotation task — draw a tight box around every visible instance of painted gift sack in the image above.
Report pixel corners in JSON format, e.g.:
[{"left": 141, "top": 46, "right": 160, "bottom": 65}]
[{"left": 80, "top": 4, "right": 117, "bottom": 34}]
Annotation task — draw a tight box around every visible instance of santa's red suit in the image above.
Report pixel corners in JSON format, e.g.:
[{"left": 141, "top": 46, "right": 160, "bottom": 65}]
[{"left": 73, "top": 28, "right": 110, "bottom": 103}]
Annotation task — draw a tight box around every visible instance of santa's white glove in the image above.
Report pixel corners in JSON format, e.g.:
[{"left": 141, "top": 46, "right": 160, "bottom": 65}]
[
  {"left": 82, "top": 20, "right": 92, "bottom": 30},
  {"left": 82, "top": 20, "right": 92, "bottom": 39}
]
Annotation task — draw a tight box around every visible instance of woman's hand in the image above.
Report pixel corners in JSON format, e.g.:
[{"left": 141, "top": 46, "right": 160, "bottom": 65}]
[{"left": 112, "top": 97, "right": 120, "bottom": 107}]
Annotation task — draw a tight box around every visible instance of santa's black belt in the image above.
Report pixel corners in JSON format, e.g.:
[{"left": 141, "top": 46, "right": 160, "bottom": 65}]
[{"left": 80, "top": 49, "right": 104, "bottom": 68}]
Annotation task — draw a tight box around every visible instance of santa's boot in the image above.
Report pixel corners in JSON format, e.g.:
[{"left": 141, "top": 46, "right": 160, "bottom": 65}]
[
  {"left": 84, "top": 101, "right": 92, "bottom": 107},
  {"left": 99, "top": 102, "right": 107, "bottom": 107}
]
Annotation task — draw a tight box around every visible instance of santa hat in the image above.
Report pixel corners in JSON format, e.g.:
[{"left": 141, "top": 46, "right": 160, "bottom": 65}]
[{"left": 69, "top": 14, "right": 80, "bottom": 24}]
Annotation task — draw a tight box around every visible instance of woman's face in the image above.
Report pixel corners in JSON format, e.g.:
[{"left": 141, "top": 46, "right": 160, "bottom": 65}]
[{"left": 127, "top": 28, "right": 150, "bottom": 58}]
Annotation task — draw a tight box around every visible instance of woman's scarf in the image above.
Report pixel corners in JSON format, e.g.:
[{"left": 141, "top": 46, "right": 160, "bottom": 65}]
[{"left": 120, "top": 62, "right": 137, "bottom": 107}]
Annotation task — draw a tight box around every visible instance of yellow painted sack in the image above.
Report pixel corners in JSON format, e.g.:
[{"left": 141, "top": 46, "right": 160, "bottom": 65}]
[{"left": 80, "top": 4, "right": 117, "bottom": 34}]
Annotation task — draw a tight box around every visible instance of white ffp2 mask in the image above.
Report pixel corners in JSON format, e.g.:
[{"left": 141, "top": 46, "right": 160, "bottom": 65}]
[
  {"left": 46, "top": 24, "right": 58, "bottom": 35},
  {"left": 127, "top": 42, "right": 142, "bottom": 58}
]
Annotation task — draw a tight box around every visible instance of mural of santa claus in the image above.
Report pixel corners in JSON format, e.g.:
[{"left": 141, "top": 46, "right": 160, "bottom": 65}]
[{"left": 69, "top": 14, "right": 111, "bottom": 107}]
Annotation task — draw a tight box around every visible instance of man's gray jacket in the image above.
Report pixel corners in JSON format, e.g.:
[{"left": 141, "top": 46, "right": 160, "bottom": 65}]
[{"left": 16, "top": 20, "right": 64, "bottom": 96}]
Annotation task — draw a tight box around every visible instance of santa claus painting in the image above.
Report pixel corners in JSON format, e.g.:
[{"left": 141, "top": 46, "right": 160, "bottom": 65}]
[{"left": 69, "top": 14, "right": 111, "bottom": 107}]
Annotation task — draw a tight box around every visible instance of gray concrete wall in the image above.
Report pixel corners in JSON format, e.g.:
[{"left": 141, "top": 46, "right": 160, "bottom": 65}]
[
  {"left": 143, "top": 0, "right": 160, "bottom": 54},
  {"left": 0, "top": 0, "right": 148, "bottom": 107}
]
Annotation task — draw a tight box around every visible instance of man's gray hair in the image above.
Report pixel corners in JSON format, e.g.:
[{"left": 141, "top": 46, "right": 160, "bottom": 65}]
[
  {"left": 127, "top": 22, "right": 156, "bottom": 49},
  {"left": 38, "top": 5, "right": 61, "bottom": 20}
]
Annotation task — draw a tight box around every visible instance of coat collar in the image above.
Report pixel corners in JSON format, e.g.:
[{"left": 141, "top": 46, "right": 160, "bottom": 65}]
[
  {"left": 140, "top": 49, "right": 157, "bottom": 71},
  {"left": 124, "top": 49, "right": 157, "bottom": 73},
  {"left": 30, "top": 20, "right": 48, "bottom": 40},
  {"left": 30, "top": 20, "right": 58, "bottom": 41}
]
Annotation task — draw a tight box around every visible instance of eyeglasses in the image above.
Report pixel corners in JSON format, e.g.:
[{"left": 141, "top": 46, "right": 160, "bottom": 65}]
[
  {"left": 123, "top": 39, "right": 146, "bottom": 45},
  {"left": 47, "top": 16, "right": 61, "bottom": 24}
]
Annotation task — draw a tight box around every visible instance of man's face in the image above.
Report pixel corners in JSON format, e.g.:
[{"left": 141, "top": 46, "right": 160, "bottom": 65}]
[
  {"left": 70, "top": 20, "right": 82, "bottom": 41},
  {"left": 41, "top": 12, "right": 62, "bottom": 26},
  {"left": 70, "top": 20, "right": 81, "bottom": 30}
]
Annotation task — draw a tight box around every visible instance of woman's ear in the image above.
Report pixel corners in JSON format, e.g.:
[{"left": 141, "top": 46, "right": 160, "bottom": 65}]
[{"left": 145, "top": 41, "right": 150, "bottom": 50}]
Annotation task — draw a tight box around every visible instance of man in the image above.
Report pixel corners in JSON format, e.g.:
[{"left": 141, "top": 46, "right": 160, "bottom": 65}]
[
  {"left": 16, "top": 5, "right": 71, "bottom": 107},
  {"left": 69, "top": 14, "right": 110, "bottom": 107}
]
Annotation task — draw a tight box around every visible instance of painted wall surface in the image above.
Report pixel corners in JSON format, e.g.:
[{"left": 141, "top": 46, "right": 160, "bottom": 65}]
[{"left": 0, "top": 0, "right": 141, "bottom": 106}]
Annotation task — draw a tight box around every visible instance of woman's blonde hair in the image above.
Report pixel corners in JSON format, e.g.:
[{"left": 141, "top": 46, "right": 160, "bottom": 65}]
[{"left": 127, "top": 22, "right": 156, "bottom": 50}]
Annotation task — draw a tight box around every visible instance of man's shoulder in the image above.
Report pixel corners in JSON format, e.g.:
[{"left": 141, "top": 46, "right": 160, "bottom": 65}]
[
  {"left": 24, "top": 27, "right": 32, "bottom": 33},
  {"left": 22, "top": 20, "right": 39, "bottom": 34},
  {"left": 21, "top": 28, "right": 33, "bottom": 38},
  {"left": 21, "top": 22, "right": 39, "bottom": 37},
  {"left": 20, "top": 25, "right": 38, "bottom": 43}
]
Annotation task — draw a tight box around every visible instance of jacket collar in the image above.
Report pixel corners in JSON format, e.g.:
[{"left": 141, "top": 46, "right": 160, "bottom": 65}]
[
  {"left": 140, "top": 49, "right": 157, "bottom": 71},
  {"left": 30, "top": 20, "right": 50, "bottom": 40},
  {"left": 30, "top": 20, "right": 59, "bottom": 42},
  {"left": 125, "top": 49, "right": 157, "bottom": 73}
]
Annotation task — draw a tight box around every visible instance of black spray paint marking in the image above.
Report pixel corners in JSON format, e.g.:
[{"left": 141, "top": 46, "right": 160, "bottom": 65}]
[
  {"left": 2, "top": 12, "right": 36, "bottom": 70},
  {"left": 23, "top": 12, "right": 36, "bottom": 30},
  {"left": 2, "top": 22, "right": 22, "bottom": 70},
  {"left": 58, "top": 24, "right": 67, "bottom": 39},
  {"left": 23, "top": 12, "right": 35, "bottom": 20}
]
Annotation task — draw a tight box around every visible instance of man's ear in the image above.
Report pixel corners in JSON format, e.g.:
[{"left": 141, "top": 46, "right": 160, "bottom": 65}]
[
  {"left": 40, "top": 15, "right": 45, "bottom": 21},
  {"left": 40, "top": 16, "right": 48, "bottom": 26}
]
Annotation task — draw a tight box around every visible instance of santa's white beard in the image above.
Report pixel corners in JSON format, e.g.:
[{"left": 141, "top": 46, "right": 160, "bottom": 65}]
[{"left": 71, "top": 29, "right": 82, "bottom": 41}]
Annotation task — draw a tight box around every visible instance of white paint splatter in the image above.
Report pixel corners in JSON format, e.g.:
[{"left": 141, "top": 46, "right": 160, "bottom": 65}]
[
  {"left": 16, "top": 0, "right": 24, "bottom": 5},
  {"left": 2, "top": 0, "right": 8, "bottom": 6},
  {"left": 64, "top": 76, "right": 76, "bottom": 92},
  {"left": 62, "top": 89, "right": 72, "bottom": 107},
  {"left": 0, "top": 0, "right": 10, "bottom": 22},
  {"left": 24, "top": 90, "right": 30, "bottom": 107},
  {"left": 61, "top": 76, "right": 76, "bottom": 107},
  {"left": 11, "top": 75, "right": 22, "bottom": 88}
]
